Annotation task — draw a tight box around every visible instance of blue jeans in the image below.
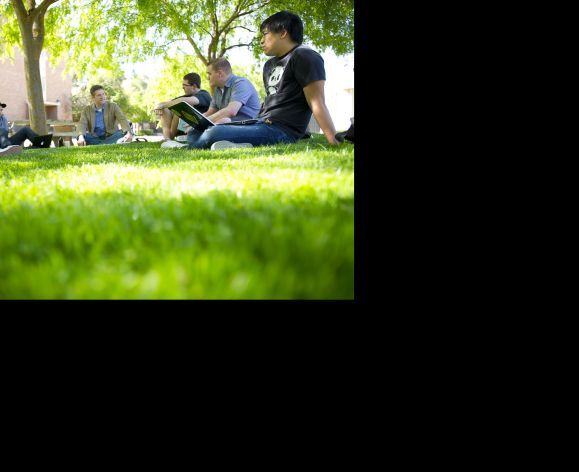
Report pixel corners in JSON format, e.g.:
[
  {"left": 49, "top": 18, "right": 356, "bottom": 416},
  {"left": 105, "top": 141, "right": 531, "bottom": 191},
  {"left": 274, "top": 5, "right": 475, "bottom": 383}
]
[
  {"left": 84, "top": 130, "right": 125, "bottom": 145},
  {"left": 187, "top": 122, "right": 296, "bottom": 149},
  {"left": 8, "top": 126, "right": 38, "bottom": 146}
]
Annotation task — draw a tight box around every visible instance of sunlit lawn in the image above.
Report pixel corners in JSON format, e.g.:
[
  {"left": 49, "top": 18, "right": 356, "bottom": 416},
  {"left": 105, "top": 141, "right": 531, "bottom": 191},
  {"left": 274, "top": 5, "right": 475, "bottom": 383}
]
[{"left": 0, "top": 135, "right": 354, "bottom": 299}]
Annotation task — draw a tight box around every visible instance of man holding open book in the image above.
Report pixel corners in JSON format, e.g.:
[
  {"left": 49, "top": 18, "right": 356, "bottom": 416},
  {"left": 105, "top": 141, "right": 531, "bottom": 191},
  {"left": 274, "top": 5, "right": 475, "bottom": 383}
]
[{"left": 154, "top": 72, "right": 212, "bottom": 141}]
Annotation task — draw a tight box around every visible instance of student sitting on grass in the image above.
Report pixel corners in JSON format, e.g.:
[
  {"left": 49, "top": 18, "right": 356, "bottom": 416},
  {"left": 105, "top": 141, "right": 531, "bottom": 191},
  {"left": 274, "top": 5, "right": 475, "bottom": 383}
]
[
  {"left": 162, "top": 59, "right": 261, "bottom": 148},
  {"left": 203, "top": 58, "right": 261, "bottom": 124},
  {"left": 0, "top": 101, "right": 52, "bottom": 149},
  {"left": 180, "top": 11, "right": 338, "bottom": 151},
  {"left": 153, "top": 72, "right": 212, "bottom": 141},
  {"left": 76, "top": 85, "right": 133, "bottom": 146}
]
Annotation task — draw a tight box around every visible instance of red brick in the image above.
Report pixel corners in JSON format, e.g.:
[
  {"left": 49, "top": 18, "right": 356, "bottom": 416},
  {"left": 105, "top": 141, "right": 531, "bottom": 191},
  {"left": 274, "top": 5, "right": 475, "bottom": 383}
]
[{"left": 0, "top": 49, "right": 72, "bottom": 121}]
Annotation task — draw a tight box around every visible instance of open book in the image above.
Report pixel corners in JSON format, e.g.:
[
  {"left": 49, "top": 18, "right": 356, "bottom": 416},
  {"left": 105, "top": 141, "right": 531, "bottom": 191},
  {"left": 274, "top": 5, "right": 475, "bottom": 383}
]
[{"left": 168, "top": 101, "right": 259, "bottom": 132}]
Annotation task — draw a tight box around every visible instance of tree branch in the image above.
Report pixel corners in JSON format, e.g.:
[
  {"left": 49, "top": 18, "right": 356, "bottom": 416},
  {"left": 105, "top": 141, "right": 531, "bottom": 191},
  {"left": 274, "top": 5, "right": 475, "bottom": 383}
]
[
  {"left": 28, "top": 0, "right": 59, "bottom": 23},
  {"left": 219, "top": 42, "right": 254, "bottom": 57},
  {"left": 157, "top": 0, "right": 207, "bottom": 63},
  {"left": 232, "top": 25, "right": 256, "bottom": 34},
  {"left": 10, "top": 0, "right": 28, "bottom": 22},
  {"left": 152, "top": 37, "right": 189, "bottom": 53},
  {"left": 186, "top": 32, "right": 207, "bottom": 65}
]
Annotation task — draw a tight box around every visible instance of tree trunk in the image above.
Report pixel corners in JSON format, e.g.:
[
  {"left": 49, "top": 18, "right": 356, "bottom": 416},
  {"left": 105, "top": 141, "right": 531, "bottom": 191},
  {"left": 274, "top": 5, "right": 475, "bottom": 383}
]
[
  {"left": 11, "top": 0, "right": 58, "bottom": 135},
  {"left": 21, "top": 32, "right": 47, "bottom": 134}
]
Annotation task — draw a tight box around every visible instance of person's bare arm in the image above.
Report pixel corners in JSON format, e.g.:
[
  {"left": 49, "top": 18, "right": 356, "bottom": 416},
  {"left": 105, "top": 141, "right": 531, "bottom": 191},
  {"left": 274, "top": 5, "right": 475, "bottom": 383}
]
[
  {"left": 154, "top": 95, "right": 199, "bottom": 115},
  {"left": 179, "top": 96, "right": 200, "bottom": 107},
  {"left": 203, "top": 107, "right": 218, "bottom": 117},
  {"left": 303, "top": 80, "right": 338, "bottom": 145},
  {"left": 205, "top": 101, "right": 243, "bottom": 124}
]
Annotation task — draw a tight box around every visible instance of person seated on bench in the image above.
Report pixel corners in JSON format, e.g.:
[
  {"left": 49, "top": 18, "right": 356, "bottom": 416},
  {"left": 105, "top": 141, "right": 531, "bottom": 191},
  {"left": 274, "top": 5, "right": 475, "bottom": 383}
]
[
  {"left": 153, "top": 72, "right": 212, "bottom": 141},
  {"left": 184, "top": 11, "right": 338, "bottom": 150},
  {"left": 77, "top": 85, "right": 133, "bottom": 146},
  {"left": 0, "top": 101, "right": 52, "bottom": 148}
]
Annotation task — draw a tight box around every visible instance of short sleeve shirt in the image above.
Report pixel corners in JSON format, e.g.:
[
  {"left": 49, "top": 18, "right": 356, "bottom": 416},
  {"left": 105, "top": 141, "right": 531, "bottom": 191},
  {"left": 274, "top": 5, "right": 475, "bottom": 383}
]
[
  {"left": 259, "top": 46, "right": 326, "bottom": 139},
  {"left": 174, "top": 89, "right": 212, "bottom": 114},
  {"left": 209, "top": 74, "right": 261, "bottom": 120},
  {"left": 175, "top": 89, "right": 212, "bottom": 131}
]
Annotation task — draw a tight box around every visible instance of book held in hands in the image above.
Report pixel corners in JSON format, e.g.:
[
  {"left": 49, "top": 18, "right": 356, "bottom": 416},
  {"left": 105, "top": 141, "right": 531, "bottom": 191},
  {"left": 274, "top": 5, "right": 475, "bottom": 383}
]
[{"left": 168, "top": 101, "right": 259, "bottom": 132}]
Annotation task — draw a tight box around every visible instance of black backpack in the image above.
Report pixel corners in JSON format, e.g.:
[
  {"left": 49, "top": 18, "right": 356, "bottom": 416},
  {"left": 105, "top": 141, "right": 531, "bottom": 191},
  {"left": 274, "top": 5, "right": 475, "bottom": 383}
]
[{"left": 335, "top": 119, "right": 354, "bottom": 143}]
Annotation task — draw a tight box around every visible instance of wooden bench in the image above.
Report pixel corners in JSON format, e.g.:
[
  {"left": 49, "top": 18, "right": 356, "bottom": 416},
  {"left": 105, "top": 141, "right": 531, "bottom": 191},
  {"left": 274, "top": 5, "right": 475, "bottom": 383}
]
[
  {"left": 11, "top": 120, "right": 78, "bottom": 146},
  {"left": 49, "top": 121, "right": 78, "bottom": 145}
]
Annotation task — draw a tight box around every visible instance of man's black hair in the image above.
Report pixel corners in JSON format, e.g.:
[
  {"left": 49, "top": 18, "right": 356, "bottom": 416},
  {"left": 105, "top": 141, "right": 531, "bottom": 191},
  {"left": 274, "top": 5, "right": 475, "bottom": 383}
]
[
  {"left": 183, "top": 72, "right": 201, "bottom": 88},
  {"left": 90, "top": 85, "right": 105, "bottom": 96},
  {"left": 260, "top": 10, "right": 303, "bottom": 45}
]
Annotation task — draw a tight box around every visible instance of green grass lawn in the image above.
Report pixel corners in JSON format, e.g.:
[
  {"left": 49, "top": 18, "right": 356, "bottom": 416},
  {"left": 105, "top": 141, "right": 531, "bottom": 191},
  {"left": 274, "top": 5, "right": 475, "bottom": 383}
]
[{"left": 0, "top": 135, "right": 354, "bottom": 299}]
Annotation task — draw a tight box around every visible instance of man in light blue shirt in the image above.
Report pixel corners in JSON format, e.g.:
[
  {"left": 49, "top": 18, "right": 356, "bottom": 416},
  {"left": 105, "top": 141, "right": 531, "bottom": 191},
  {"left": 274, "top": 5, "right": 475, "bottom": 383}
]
[{"left": 204, "top": 58, "right": 260, "bottom": 123}]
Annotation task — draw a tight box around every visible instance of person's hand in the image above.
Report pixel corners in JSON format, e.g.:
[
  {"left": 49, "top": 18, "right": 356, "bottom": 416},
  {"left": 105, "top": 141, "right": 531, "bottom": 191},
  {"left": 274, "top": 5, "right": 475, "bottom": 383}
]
[
  {"left": 154, "top": 102, "right": 167, "bottom": 115},
  {"left": 124, "top": 132, "right": 133, "bottom": 143},
  {"left": 77, "top": 135, "right": 86, "bottom": 146}
]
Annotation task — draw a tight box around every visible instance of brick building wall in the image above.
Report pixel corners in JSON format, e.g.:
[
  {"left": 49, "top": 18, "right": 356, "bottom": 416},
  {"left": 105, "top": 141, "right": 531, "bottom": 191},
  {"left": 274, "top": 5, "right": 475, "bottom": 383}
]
[{"left": 0, "top": 49, "right": 72, "bottom": 121}]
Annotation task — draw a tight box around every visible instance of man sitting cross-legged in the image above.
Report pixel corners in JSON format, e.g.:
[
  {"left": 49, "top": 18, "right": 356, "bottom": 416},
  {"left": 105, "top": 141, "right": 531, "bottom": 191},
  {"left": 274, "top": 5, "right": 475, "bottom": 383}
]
[{"left": 77, "top": 85, "right": 133, "bottom": 146}]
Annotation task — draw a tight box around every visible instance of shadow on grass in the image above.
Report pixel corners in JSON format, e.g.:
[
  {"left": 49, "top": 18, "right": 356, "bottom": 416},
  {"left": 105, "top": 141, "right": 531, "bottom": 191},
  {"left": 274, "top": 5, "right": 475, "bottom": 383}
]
[{"left": 0, "top": 137, "right": 354, "bottom": 176}]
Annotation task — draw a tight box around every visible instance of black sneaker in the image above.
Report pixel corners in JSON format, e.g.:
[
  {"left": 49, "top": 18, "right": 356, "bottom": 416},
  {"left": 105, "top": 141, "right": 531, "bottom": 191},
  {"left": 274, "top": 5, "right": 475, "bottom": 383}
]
[
  {"left": 335, "top": 123, "right": 354, "bottom": 143},
  {"left": 58, "top": 137, "right": 64, "bottom": 147}
]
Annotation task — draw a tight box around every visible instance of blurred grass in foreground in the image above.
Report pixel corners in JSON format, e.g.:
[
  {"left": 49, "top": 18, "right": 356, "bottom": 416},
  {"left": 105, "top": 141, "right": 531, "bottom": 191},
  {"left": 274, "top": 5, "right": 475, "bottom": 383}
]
[{"left": 0, "top": 136, "right": 354, "bottom": 299}]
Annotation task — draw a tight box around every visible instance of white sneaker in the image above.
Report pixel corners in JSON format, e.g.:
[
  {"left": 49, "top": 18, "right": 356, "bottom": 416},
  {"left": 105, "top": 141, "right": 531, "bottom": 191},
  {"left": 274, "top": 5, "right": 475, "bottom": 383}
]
[
  {"left": 0, "top": 145, "right": 23, "bottom": 156},
  {"left": 210, "top": 140, "right": 253, "bottom": 150},
  {"left": 175, "top": 135, "right": 188, "bottom": 142},
  {"left": 161, "top": 140, "right": 188, "bottom": 149}
]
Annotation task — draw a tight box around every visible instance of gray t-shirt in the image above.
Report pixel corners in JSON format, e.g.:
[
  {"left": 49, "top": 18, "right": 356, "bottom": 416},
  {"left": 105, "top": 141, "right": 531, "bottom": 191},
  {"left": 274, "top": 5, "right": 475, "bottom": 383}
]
[{"left": 210, "top": 74, "right": 261, "bottom": 121}]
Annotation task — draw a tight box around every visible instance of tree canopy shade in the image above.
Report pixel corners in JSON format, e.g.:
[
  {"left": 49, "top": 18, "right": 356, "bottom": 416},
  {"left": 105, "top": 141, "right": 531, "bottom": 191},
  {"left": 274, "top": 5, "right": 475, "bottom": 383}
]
[
  {"left": 2, "top": 0, "right": 353, "bottom": 75},
  {"left": 63, "top": 0, "right": 353, "bottom": 71}
]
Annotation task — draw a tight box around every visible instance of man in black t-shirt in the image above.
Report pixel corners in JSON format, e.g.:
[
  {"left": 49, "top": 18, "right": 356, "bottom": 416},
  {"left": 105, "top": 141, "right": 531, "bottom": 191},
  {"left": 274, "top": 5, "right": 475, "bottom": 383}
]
[
  {"left": 154, "top": 72, "right": 212, "bottom": 141},
  {"left": 184, "top": 11, "right": 339, "bottom": 150}
]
